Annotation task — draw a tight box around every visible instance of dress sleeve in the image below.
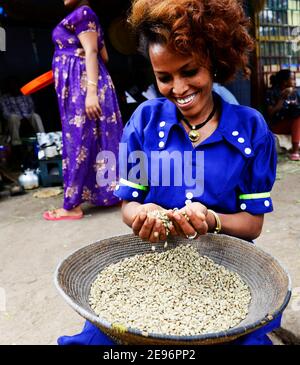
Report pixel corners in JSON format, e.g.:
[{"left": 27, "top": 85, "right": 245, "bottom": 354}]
[
  {"left": 114, "top": 111, "right": 149, "bottom": 203},
  {"left": 71, "top": 7, "right": 99, "bottom": 37},
  {"left": 238, "top": 131, "right": 277, "bottom": 214}
]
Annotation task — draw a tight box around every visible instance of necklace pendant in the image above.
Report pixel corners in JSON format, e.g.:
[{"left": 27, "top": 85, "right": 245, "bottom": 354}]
[{"left": 189, "top": 130, "right": 200, "bottom": 142}]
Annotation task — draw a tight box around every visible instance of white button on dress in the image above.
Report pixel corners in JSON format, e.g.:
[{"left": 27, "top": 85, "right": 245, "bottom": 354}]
[
  {"left": 244, "top": 148, "right": 252, "bottom": 155},
  {"left": 132, "top": 191, "right": 139, "bottom": 198},
  {"left": 232, "top": 131, "right": 239, "bottom": 136},
  {"left": 159, "top": 141, "right": 165, "bottom": 148},
  {"left": 240, "top": 203, "right": 247, "bottom": 210},
  {"left": 159, "top": 131, "right": 165, "bottom": 138},
  {"left": 238, "top": 137, "right": 245, "bottom": 143},
  {"left": 160, "top": 121, "right": 166, "bottom": 127},
  {"left": 186, "top": 192, "right": 194, "bottom": 200},
  {"left": 264, "top": 200, "right": 270, "bottom": 207}
]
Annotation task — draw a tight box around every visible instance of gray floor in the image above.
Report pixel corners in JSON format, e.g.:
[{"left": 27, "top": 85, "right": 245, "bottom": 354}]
[{"left": 0, "top": 156, "right": 299, "bottom": 344}]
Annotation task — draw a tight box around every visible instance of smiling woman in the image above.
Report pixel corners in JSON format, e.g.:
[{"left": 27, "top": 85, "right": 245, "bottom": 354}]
[{"left": 58, "top": 0, "right": 281, "bottom": 346}]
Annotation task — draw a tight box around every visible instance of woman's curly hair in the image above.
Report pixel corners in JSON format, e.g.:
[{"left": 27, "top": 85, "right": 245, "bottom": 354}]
[{"left": 128, "top": 0, "right": 255, "bottom": 83}]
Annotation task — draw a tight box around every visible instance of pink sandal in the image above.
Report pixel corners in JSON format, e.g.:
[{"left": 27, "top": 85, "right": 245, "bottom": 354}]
[{"left": 289, "top": 153, "right": 300, "bottom": 161}]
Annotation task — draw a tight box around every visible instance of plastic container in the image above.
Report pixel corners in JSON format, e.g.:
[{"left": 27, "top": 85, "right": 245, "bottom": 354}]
[{"left": 39, "top": 157, "right": 63, "bottom": 187}]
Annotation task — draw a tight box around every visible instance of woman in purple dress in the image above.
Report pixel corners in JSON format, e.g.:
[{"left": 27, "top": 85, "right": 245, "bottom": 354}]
[{"left": 43, "top": 0, "right": 123, "bottom": 220}]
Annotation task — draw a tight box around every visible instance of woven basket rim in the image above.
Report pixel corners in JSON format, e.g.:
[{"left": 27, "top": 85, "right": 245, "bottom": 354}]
[{"left": 54, "top": 233, "right": 292, "bottom": 342}]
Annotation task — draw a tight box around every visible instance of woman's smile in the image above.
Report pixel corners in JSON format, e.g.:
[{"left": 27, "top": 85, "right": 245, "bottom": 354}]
[
  {"left": 174, "top": 91, "right": 200, "bottom": 109},
  {"left": 149, "top": 43, "right": 214, "bottom": 122}
]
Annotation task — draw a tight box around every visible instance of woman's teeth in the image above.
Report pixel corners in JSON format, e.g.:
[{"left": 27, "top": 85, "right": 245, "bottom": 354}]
[{"left": 176, "top": 93, "right": 197, "bottom": 105}]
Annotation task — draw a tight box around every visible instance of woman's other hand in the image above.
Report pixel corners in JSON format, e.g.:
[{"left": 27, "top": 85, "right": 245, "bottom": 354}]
[
  {"left": 85, "top": 93, "right": 102, "bottom": 120},
  {"left": 167, "top": 202, "right": 208, "bottom": 239}
]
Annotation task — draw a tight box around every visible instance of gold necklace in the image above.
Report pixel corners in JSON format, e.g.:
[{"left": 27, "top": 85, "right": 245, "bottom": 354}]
[{"left": 181, "top": 102, "right": 217, "bottom": 143}]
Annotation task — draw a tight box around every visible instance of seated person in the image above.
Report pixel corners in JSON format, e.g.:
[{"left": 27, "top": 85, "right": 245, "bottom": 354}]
[
  {"left": 265, "top": 69, "right": 300, "bottom": 161},
  {"left": 0, "top": 77, "right": 45, "bottom": 145}
]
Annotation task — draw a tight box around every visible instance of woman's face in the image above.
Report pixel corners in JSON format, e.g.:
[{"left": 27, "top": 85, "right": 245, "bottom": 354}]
[
  {"left": 283, "top": 77, "right": 295, "bottom": 89},
  {"left": 149, "top": 43, "right": 214, "bottom": 121}
]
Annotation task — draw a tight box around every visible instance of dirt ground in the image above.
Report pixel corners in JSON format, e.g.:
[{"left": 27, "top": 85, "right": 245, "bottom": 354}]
[{"left": 0, "top": 153, "right": 299, "bottom": 345}]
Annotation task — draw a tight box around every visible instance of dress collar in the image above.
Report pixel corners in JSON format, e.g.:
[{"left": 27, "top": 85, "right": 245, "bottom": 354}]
[{"left": 156, "top": 94, "right": 254, "bottom": 158}]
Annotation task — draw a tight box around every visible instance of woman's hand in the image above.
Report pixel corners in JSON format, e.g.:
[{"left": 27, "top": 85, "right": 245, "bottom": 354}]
[
  {"left": 131, "top": 203, "right": 177, "bottom": 243},
  {"left": 85, "top": 93, "right": 102, "bottom": 120},
  {"left": 167, "top": 202, "right": 208, "bottom": 239},
  {"left": 281, "top": 87, "right": 294, "bottom": 99}
]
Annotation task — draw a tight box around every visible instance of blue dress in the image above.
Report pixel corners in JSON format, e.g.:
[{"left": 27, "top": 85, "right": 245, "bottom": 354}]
[
  {"left": 59, "top": 94, "right": 280, "bottom": 345},
  {"left": 115, "top": 94, "right": 276, "bottom": 214}
]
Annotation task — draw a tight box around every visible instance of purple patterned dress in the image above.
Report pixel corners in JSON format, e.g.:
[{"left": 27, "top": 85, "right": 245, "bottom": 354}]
[{"left": 52, "top": 6, "right": 123, "bottom": 210}]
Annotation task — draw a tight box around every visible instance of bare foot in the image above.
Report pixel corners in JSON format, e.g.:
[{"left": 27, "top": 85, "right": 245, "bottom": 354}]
[{"left": 46, "top": 207, "right": 83, "bottom": 218}]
